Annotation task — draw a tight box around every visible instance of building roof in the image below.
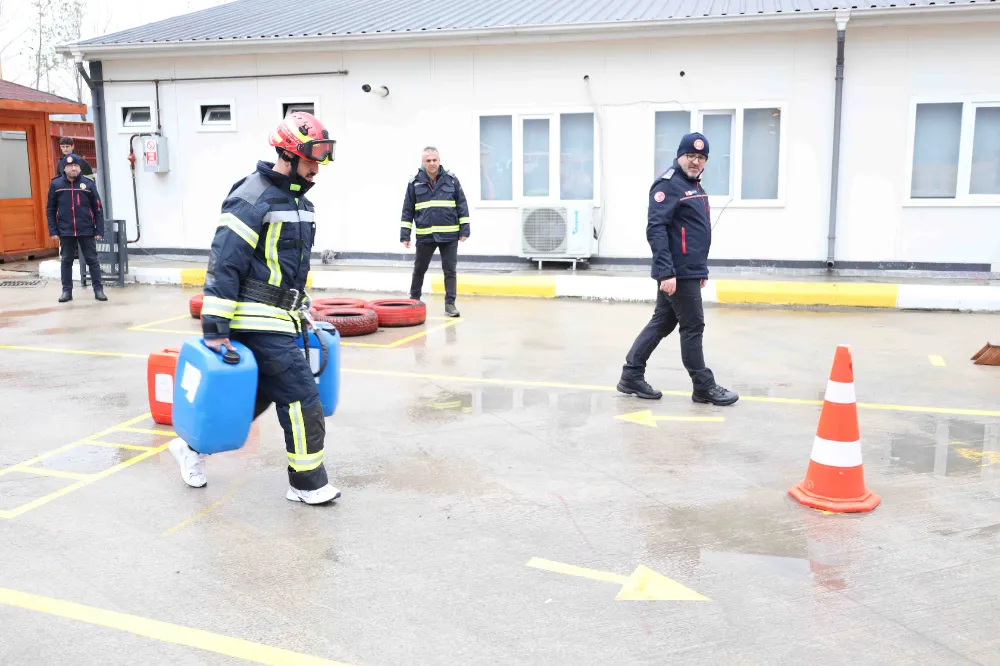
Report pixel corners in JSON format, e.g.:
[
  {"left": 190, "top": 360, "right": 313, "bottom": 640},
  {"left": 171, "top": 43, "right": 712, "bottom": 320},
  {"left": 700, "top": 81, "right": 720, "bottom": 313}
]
[
  {"left": 0, "top": 80, "right": 88, "bottom": 114},
  {"left": 73, "top": 0, "right": 996, "bottom": 47}
]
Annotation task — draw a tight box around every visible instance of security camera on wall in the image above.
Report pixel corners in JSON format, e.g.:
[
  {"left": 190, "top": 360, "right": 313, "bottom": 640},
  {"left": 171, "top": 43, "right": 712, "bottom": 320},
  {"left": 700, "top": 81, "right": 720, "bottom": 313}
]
[{"left": 361, "top": 84, "right": 390, "bottom": 97}]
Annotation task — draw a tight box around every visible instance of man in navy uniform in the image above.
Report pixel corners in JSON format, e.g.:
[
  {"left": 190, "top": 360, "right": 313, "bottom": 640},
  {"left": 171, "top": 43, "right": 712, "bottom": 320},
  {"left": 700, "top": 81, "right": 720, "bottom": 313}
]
[
  {"left": 400, "top": 147, "right": 470, "bottom": 317},
  {"left": 617, "top": 133, "right": 738, "bottom": 407},
  {"left": 46, "top": 154, "right": 106, "bottom": 303}
]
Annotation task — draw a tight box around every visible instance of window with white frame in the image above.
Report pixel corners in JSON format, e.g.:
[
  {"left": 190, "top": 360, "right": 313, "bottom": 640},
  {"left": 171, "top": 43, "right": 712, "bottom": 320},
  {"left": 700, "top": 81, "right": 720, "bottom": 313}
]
[
  {"left": 283, "top": 102, "right": 314, "bottom": 117},
  {"left": 479, "top": 112, "right": 596, "bottom": 202},
  {"left": 910, "top": 101, "right": 1000, "bottom": 200},
  {"left": 200, "top": 104, "right": 232, "bottom": 125},
  {"left": 122, "top": 106, "right": 152, "bottom": 127},
  {"left": 653, "top": 105, "right": 783, "bottom": 202}
]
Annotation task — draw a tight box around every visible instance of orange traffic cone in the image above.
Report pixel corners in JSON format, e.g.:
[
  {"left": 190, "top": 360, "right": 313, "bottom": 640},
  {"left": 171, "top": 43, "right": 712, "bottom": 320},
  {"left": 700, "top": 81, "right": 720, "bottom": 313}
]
[{"left": 789, "top": 344, "right": 880, "bottom": 513}]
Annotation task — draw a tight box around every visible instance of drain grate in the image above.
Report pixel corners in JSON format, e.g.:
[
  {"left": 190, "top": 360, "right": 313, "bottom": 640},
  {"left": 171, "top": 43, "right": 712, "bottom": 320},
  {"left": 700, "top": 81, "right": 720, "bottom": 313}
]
[{"left": 0, "top": 279, "right": 44, "bottom": 287}]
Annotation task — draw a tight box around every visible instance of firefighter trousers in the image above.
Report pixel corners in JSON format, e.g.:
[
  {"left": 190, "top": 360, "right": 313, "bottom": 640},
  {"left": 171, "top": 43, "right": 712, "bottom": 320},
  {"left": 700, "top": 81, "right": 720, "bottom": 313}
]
[{"left": 232, "top": 331, "right": 329, "bottom": 491}]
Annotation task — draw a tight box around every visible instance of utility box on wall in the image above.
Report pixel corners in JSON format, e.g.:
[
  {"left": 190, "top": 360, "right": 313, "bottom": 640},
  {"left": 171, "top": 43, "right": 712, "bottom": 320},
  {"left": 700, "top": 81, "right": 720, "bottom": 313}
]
[{"left": 141, "top": 135, "right": 169, "bottom": 173}]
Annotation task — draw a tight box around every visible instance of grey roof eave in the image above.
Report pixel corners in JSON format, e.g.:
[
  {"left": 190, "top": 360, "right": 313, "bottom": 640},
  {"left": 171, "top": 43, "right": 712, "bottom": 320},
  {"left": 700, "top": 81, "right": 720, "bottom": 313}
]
[{"left": 58, "top": 4, "right": 998, "bottom": 61}]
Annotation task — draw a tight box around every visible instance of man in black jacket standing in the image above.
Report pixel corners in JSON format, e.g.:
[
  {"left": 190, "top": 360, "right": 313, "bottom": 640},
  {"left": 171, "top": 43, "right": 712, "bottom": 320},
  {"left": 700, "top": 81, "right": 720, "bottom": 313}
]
[
  {"left": 617, "top": 133, "right": 737, "bottom": 406},
  {"left": 400, "top": 147, "right": 470, "bottom": 317},
  {"left": 46, "top": 154, "right": 107, "bottom": 303}
]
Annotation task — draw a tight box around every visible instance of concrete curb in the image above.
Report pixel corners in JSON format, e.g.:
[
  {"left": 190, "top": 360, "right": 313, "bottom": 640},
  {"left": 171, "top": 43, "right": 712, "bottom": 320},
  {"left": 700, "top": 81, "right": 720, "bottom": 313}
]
[{"left": 39, "top": 260, "right": 1000, "bottom": 312}]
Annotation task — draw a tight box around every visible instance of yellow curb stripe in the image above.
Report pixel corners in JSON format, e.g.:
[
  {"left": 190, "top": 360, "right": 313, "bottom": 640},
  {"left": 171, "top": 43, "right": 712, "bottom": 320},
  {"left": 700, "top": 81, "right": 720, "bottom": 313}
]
[
  {"left": 714, "top": 280, "right": 899, "bottom": 308},
  {"left": 431, "top": 274, "right": 556, "bottom": 298},
  {"left": 180, "top": 269, "right": 206, "bottom": 286}
]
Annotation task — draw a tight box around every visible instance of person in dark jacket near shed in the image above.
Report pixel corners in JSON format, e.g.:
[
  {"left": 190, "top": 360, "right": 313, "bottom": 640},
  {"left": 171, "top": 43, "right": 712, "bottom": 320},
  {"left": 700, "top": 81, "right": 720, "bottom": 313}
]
[
  {"left": 400, "top": 147, "right": 470, "bottom": 317},
  {"left": 46, "top": 154, "right": 106, "bottom": 303},
  {"left": 617, "top": 133, "right": 738, "bottom": 406}
]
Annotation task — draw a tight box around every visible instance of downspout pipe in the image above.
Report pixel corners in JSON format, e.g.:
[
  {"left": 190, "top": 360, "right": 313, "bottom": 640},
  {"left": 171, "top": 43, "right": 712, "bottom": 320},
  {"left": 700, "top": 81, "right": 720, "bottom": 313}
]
[
  {"left": 826, "top": 10, "right": 850, "bottom": 269},
  {"left": 73, "top": 54, "right": 113, "bottom": 222}
]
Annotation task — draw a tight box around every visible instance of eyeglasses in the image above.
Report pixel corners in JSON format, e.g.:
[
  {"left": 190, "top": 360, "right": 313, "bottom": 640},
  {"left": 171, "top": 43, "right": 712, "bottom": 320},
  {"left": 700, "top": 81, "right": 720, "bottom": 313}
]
[{"left": 683, "top": 153, "right": 708, "bottom": 163}]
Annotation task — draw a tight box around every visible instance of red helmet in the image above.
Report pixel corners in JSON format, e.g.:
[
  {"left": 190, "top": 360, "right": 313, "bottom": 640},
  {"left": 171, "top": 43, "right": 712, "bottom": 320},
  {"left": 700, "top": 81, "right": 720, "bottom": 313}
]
[{"left": 269, "top": 111, "right": 336, "bottom": 165}]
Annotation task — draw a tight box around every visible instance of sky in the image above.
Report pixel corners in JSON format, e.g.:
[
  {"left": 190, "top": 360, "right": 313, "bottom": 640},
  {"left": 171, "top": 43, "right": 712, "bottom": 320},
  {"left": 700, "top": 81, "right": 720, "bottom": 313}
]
[{"left": 0, "top": 0, "right": 232, "bottom": 102}]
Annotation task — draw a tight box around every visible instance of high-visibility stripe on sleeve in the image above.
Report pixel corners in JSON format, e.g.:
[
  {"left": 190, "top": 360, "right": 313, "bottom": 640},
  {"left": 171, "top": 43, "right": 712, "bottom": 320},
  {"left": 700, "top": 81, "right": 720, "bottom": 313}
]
[
  {"left": 414, "top": 200, "right": 457, "bottom": 210},
  {"left": 265, "top": 222, "right": 283, "bottom": 286},
  {"left": 458, "top": 217, "right": 469, "bottom": 224},
  {"left": 262, "top": 211, "right": 304, "bottom": 223},
  {"left": 201, "top": 296, "right": 237, "bottom": 319},
  {"left": 221, "top": 212, "right": 259, "bottom": 247},
  {"left": 401, "top": 221, "right": 413, "bottom": 229}
]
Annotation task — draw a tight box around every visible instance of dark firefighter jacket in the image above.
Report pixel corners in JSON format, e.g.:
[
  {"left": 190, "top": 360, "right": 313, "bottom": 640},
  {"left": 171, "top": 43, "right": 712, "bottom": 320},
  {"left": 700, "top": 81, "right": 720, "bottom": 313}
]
[
  {"left": 400, "top": 167, "right": 470, "bottom": 245},
  {"left": 201, "top": 161, "right": 316, "bottom": 339},
  {"left": 46, "top": 175, "right": 103, "bottom": 237}
]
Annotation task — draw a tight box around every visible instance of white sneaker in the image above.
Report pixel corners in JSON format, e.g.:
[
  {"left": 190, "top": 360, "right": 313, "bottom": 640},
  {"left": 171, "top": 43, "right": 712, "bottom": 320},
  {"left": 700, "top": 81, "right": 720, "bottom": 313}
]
[
  {"left": 286, "top": 484, "right": 341, "bottom": 505},
  {"left": 168, "top": 438, "right": 207, "bottom": 488}
]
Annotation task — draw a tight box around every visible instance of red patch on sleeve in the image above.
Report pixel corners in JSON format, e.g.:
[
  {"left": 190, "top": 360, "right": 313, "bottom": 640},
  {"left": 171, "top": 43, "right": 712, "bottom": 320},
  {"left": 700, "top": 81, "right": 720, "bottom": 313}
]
[{"left": 653, "top": 191, "right": 666, "bottom": 203}]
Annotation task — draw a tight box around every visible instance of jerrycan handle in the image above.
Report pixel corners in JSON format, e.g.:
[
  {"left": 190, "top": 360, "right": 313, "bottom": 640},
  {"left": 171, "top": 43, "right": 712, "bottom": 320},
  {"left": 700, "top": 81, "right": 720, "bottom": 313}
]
[{"left": 200, "top": 338, "right": 242, "bottom": 365}]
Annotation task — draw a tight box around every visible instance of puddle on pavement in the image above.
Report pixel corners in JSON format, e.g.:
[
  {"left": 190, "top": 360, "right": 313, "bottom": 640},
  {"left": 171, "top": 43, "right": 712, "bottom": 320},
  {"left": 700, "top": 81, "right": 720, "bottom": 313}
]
[
  {"left": 888, "top": 416, "right": 1000, "bottom": 477},
  {"left": 32, "top": 444, "right": 143, "bottom": 475},
  {"left": 637, "top": 490, "right": 866, "bottom": 592},
  {"left": 337, "top": 451, "right": 510, "bottom": 497},
  {"left": 406, "top": 386, "right": 606, "bottom": 427}
]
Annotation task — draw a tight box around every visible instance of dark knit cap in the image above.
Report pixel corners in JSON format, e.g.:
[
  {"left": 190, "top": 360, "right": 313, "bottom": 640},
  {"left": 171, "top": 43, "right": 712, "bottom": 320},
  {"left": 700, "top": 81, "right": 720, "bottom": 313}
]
[{"left": 677, "top": 132, "right": 709, "bottom": 158}]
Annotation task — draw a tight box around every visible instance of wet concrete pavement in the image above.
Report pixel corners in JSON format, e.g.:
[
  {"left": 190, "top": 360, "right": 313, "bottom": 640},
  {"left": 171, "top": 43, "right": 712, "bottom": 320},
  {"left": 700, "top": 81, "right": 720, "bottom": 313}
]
[{"left": 1, "top": 283, "right": 1000, "bottom": 665}]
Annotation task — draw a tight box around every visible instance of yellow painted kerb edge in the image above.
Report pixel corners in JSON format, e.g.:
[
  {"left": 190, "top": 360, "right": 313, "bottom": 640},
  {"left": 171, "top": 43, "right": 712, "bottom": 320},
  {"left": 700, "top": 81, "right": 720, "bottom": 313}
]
[
  {"left": 180, "top": 269, "right": 206, "bottom": 286},
  {"left": 432, "top": 274, "right": 555, "bottom": 298},
  {"left": 180, "top": 269, "right": 312, "bottom": 289},
  {"left": 714, "top": 280, "right": 899, "bottom": 308}
]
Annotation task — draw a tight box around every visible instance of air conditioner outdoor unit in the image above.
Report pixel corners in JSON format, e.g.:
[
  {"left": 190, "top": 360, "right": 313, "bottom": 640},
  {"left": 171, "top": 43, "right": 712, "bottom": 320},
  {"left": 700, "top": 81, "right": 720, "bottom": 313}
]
[{"left": 518, "top": 205, "right": 594, "bottom": 269}]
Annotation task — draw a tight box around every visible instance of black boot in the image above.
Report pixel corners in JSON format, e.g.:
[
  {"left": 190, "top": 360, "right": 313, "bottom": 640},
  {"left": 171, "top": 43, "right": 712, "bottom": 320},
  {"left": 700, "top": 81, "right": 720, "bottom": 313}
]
[
  {"left": 616, "top": 377, "right": 663, "bottom": 400},
  {"left": 94, "top": 287, "right": 108, "bottom": 302},
  {"left": 692, "top": 384, "right": 739, "bottom": 406},
  {"left": 58, "top": 289, "right": 72, "bottom": 303}
]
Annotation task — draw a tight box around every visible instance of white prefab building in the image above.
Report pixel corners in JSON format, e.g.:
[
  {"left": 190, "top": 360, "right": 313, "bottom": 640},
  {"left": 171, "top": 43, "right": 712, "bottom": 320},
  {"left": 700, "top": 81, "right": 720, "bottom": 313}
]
[{"left": 64, "top": 0, "right": 1000, "bottom": 271}]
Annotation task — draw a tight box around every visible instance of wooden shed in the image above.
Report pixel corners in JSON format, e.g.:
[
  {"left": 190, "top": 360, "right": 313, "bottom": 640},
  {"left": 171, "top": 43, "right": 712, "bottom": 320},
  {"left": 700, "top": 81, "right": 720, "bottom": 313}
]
[{"left": 0, "top": 80, "right": 88, "bottom": 262}]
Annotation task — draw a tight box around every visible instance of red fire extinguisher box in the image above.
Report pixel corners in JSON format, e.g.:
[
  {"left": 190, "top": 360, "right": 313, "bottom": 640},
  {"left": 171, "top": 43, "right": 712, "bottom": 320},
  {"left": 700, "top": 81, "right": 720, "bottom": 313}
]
[{"left": 148, "top": 348, "right": 180, "bottom": 425}]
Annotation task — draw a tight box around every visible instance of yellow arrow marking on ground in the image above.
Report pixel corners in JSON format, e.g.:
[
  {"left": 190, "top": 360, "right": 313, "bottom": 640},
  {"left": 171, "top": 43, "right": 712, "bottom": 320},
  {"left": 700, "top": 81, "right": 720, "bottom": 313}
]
[
  {"left": 614, "top": 410, "right": 725, "bottom": 428},
  {"left": 929, "top": 355, "right": 946, "bottom": 367},
  {"left": 526, "top": 557, "right": 709, "bottom": 601}
]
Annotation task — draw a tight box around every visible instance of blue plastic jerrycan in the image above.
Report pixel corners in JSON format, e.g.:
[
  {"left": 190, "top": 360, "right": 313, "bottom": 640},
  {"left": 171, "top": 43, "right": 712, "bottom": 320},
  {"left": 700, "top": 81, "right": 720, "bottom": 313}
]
[
  {"left": 172, "top": 337, "right": 258, "bottom": 455},
  {"left": 295, "top": 322, "right": 341, "bottom": 417}
]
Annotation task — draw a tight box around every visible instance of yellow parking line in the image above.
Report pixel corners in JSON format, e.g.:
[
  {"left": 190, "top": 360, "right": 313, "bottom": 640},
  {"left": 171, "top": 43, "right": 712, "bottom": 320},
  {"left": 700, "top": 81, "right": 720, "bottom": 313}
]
[
  {"left": 0, "top": 346, "right": 996, "bottom": 419},
  {"left": 0, "top": 587, "right": 351, "bottom": 666},
  {"left": 0, "top": 345, "right": 147, "bottom": 359},
  {"left": 128, "top": 314, "right": 193, "bottom": 330},
  {"left": 0, "top": 442, "right": 87, "bottom": 477},
  {"left": 5, "top": 444, "right": 169, "bottom": 518},
  {"left": 343, "top": 368, "right": 1000, "bottom": 418},
  {"left": 386, "top": 318, "right": 462, "bottom": 348},
  {"left": 86, "top": 441, "right": 158, "bottom": 452},
  {"left": 0, "top": 413, "right": 159, "bottom": 519},
  {"left": 14, "top": 467, "right": 94, "bottom": 481},
  {"left": 929, "top": 355, "right": 946, "bottom": 367},
  {"left": 161, "top": 478, "right": 246, "bottom": 537},
  {"left": 118, "top": 427, "right": 177, "bottom": 437}
]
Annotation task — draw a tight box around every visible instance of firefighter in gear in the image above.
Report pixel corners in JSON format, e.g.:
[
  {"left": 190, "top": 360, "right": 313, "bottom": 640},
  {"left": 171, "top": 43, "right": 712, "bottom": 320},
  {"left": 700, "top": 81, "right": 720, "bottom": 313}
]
[
  {"left": 400, "top": 147, "right": 469, "bottom": 317},
  {"left": 168, "top": 111, "right": 341, "bottom": 505}
]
